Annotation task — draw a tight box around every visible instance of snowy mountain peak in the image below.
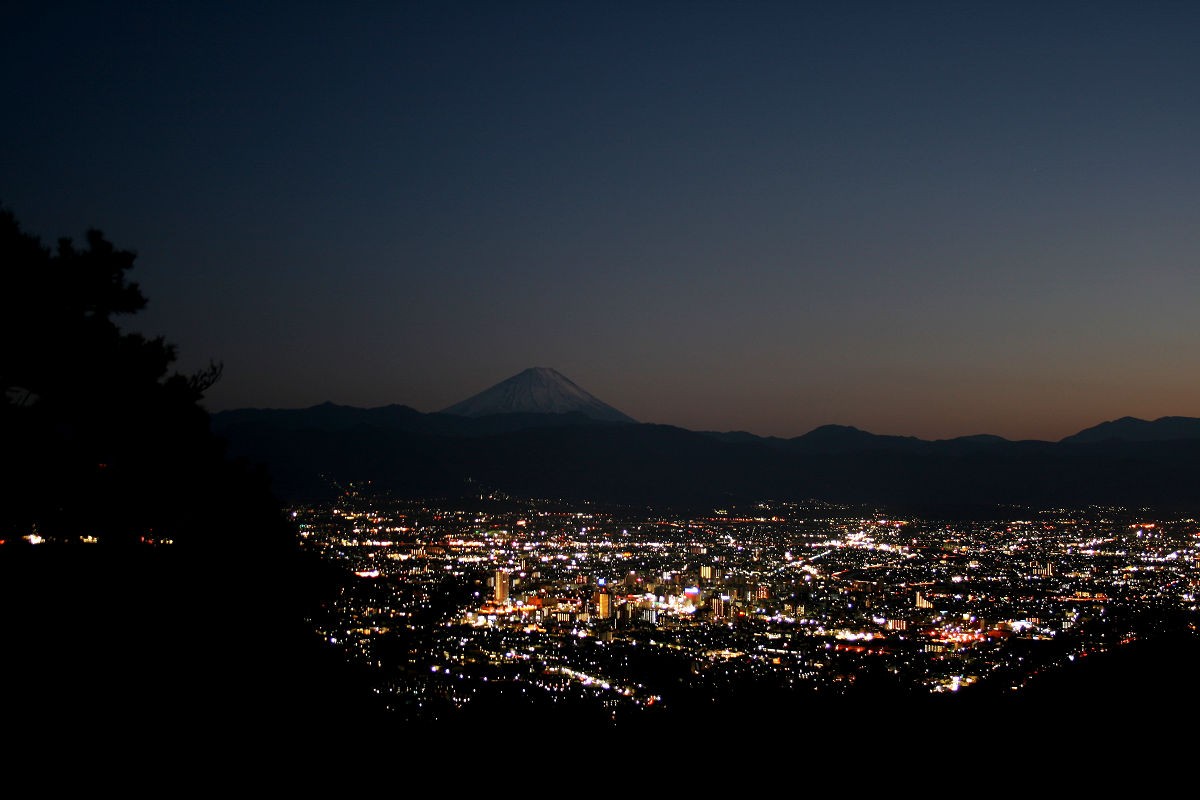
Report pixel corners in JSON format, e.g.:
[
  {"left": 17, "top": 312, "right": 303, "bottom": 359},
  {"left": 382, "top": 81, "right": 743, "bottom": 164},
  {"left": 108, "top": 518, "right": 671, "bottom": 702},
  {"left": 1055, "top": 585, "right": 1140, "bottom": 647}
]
[{"left": 442, "top": 367, "right": 636, "bottom": 423}]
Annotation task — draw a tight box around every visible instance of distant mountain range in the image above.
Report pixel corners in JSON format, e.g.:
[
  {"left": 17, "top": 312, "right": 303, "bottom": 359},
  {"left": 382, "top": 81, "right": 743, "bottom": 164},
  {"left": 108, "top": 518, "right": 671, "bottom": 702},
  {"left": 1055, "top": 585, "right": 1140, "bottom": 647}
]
[
  {"left": 1061, "top": 416, "right": 1200, "bottom": 444},
  {"left": 212, "top": 368, "right": 1200, "bottom": 510}
]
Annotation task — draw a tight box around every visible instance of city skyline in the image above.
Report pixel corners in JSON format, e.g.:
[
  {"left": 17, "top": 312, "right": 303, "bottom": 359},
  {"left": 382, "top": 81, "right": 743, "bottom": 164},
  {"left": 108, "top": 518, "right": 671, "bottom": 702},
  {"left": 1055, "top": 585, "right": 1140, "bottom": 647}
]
[{"left": 4, "top": 2, "right": 1198, "bottom": 441}]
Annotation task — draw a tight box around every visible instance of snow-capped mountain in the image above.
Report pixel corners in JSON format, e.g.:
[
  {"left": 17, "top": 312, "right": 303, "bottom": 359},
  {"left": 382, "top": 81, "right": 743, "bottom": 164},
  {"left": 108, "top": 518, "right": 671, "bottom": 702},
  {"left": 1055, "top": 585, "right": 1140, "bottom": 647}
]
[{"left": 441, "top": 367, "right": 635, "bottom": 423}]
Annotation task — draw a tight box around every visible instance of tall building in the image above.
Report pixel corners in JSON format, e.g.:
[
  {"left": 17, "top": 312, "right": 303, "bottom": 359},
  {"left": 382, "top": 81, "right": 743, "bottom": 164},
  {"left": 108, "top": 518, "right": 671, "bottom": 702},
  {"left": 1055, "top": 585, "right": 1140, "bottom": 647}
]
[
  {"left": 595, "top": 590, "right": 612, "bottom": 619},
  {"left": 494, "top": 570, "right": 510, "bottom": 603}
]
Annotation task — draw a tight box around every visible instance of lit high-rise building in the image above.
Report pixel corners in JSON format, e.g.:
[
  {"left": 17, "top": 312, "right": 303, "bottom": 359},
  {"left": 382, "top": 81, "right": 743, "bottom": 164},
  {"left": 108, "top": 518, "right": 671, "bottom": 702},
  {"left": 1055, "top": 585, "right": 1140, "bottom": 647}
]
[{"left": 595, "top": 590, "right": 612, "bottom": 619}]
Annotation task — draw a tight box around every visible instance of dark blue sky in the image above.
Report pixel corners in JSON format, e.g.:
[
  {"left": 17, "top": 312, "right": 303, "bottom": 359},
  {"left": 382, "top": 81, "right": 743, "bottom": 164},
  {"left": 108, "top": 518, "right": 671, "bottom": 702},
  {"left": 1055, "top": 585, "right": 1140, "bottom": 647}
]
[{"left": 5, "top": 1, "right": 1198, "bottom": 439}]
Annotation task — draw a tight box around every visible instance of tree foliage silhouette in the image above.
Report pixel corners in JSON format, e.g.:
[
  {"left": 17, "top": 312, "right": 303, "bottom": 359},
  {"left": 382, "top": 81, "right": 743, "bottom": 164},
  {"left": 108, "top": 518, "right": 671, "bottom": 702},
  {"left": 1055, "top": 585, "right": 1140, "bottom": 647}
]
[
  {"left": 0, "top": 208, "right": 280, "bottom": 548},
  {"left": 0, "top": 209, "right": 378, "bottom": 734}
]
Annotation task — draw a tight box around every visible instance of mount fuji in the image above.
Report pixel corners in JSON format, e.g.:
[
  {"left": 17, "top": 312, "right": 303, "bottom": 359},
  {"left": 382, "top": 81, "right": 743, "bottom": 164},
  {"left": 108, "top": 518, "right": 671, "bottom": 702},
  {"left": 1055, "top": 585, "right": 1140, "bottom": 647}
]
[{"left": 441, "top": 367, "right": 635, "bottom": 423}]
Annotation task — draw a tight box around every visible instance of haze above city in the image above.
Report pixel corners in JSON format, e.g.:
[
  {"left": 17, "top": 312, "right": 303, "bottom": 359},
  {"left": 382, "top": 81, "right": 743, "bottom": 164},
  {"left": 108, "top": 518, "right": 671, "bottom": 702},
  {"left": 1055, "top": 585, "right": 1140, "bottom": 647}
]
[{"left": 4, "top": 2, "right": 1198, "bottom": 441}]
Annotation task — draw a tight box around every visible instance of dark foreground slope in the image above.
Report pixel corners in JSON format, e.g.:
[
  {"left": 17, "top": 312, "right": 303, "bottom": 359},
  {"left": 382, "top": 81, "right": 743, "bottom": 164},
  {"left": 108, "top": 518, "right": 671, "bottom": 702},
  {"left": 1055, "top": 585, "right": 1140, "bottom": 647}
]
[{"left": 0, "top": 545, "right": 383, "bottom": 740}]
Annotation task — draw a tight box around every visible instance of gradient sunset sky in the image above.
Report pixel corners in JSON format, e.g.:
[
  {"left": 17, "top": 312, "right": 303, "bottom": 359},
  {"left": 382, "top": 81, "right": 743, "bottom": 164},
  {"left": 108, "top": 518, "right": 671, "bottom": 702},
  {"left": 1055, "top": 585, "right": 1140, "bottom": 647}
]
[{"left": 4, "top": 1, "right": 1198, "bottom": 440}]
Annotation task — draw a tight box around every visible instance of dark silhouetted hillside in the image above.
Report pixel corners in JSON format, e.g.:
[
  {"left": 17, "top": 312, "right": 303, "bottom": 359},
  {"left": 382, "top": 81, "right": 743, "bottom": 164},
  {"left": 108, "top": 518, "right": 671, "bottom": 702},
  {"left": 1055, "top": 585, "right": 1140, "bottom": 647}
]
[
  {"left": 214, "top": 403, "right": 1200, "bottom": 511},
  {"left": 1061, "top": 415, "right": 1200, "bottom": 444}
]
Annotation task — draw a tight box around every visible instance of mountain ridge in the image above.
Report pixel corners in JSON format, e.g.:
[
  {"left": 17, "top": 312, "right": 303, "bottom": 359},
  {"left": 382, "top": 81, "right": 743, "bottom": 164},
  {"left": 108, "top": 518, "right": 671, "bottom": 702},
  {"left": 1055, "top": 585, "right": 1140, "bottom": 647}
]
[
  {"left": 211, "top": 405, "right": 1200, "bottom": 510},
  {"left": 1060, "top": 416, "right": 1200, "bottom": 444},
  {"left": 212, "top": 403, "right": 1200, "bottom": 448}
]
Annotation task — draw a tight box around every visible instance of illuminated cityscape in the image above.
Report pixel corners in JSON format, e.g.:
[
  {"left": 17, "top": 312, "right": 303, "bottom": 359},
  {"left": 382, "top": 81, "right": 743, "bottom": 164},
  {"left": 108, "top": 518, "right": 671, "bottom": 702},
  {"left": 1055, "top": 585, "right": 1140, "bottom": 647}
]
[
  {"left": 9, "top": 2, "right": 1200, "bottom": 753},
  {"left": 295, "top": 491, "right": 1200, "bottom": 726}
]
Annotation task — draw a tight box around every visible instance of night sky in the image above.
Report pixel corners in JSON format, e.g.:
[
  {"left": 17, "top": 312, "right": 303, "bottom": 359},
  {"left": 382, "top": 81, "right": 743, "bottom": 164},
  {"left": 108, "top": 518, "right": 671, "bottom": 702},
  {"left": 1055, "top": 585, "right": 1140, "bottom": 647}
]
[{"left": 4, "top": 1, "right": 1198, "bottom": 440}]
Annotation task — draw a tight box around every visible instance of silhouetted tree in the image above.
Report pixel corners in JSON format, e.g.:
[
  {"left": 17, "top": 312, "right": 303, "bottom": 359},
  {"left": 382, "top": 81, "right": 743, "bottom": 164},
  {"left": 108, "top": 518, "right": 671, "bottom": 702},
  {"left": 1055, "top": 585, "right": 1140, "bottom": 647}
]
[
  {"left": 0, "top": 208, "right": 373, "bottom": 735},
  {"left": 0, "top": 207, "right": 285, "bottom": 548}
]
